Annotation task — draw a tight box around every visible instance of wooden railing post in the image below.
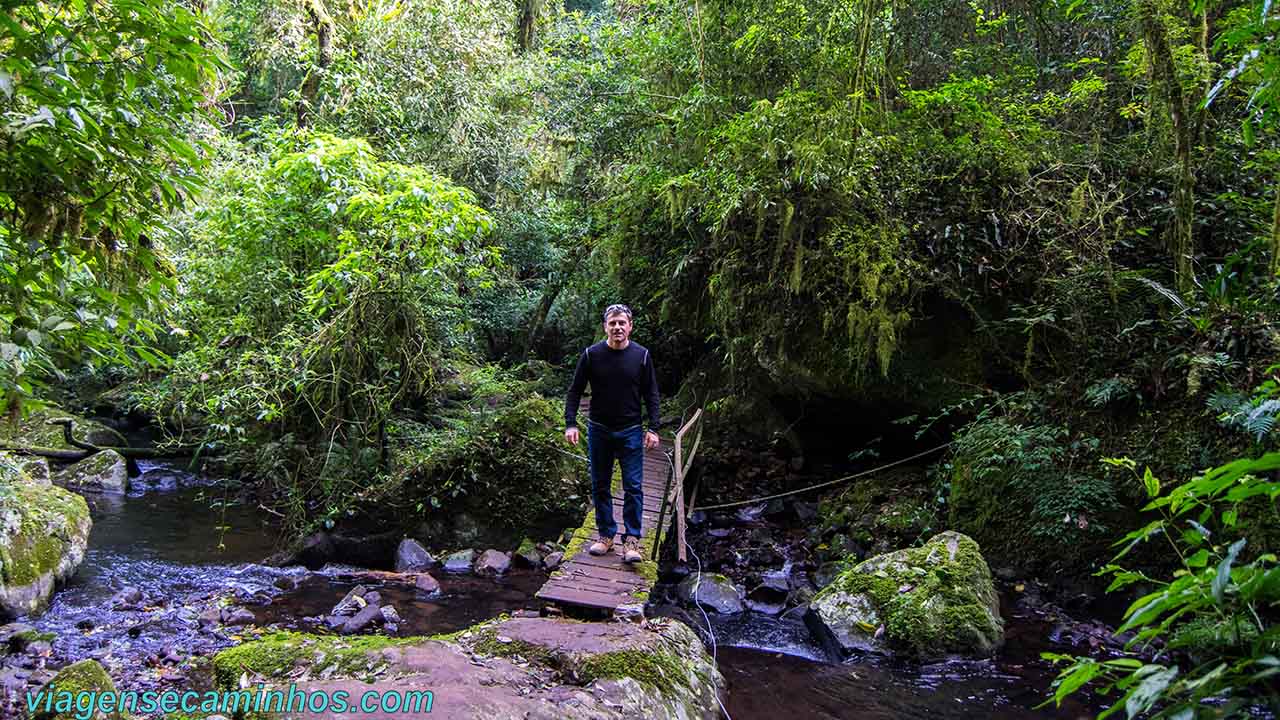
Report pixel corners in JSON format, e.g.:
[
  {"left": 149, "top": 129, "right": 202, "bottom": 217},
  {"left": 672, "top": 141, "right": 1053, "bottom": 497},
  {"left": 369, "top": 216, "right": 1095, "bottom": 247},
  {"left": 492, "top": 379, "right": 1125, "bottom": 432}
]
[{"left": 672, "top": 409, "right": 703, "bottom": 563}]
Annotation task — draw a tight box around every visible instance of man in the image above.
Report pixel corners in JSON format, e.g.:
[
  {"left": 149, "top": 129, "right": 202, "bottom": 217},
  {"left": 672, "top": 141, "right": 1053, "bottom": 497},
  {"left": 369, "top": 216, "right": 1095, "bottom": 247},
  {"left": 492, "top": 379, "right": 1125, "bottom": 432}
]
[{"left": 564, "top": 304, "right": 660, "bottom": 565}]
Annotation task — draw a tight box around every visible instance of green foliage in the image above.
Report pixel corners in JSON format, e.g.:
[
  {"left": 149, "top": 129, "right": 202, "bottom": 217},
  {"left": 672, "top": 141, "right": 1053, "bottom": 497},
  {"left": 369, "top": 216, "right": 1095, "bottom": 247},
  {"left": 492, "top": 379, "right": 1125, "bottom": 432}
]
[
  {"left": 381, "top": 391, "right": 582, "bottom": 532},
  {"left": 1044, "top": 453, "right": 1280, "bottom": 719},
  {"left": 138, "top": 129, "right": 497, "bottom": 531},
  {"left": 1086, "top": 377, "right": 1139, "bottom": 408},
  {"left": 1207, "top": 364, "right": 1280, "bottom": 445},
  {"left": 946, "top": 408, "right": 1119, "bottom": 572},
  {"left": 0, "top": 0, "right": 225, "bottom": 408}
]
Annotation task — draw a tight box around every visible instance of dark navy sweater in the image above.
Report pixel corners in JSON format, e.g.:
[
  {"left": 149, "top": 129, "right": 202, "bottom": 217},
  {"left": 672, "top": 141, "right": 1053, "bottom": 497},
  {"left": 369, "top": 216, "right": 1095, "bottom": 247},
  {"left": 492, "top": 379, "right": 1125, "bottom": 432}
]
[{"left": 564, "top": 341, "right": 660, "bottom": 431}]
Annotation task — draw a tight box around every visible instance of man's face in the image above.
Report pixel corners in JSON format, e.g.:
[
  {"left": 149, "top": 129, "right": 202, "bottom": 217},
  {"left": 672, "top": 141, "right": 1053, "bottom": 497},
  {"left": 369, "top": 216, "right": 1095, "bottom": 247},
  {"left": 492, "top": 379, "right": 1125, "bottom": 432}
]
[{"left": 604, "top": 312, "right": 632, "bottom": 345}]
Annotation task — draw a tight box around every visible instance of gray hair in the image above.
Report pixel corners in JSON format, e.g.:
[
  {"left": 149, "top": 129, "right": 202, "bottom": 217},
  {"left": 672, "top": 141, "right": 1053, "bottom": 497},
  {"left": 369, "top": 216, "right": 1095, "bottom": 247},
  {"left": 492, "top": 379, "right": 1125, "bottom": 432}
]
[{"left": 602, "top": 303, "right": 633, "bottom": 322}]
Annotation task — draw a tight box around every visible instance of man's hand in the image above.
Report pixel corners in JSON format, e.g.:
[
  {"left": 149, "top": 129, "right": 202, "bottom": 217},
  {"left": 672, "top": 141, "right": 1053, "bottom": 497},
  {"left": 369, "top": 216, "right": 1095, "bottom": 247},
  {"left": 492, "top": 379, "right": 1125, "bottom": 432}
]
[
  {"left": 565, "top": 427, "right": 580, "bottom": 446},
  {"left": 644, "top": 430, "right": 659, "bottom": 450}
]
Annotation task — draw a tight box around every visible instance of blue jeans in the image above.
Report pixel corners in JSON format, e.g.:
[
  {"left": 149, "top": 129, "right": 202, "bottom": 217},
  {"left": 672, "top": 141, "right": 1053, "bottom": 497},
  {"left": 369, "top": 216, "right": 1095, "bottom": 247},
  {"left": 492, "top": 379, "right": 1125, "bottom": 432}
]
[{"left": 587, "top": 421, "right": 644, "bottom": 539}]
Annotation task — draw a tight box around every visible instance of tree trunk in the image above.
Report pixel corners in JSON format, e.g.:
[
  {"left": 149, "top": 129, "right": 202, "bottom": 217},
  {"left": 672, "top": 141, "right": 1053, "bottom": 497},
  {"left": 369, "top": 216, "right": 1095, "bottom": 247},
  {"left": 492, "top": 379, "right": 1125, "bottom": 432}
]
[
  {"left": 515, "top": 0, "right": 540, "bottom": 52},
  {"left": 1271, "top": 180, "right": 1280, "bottom": 278},
  {"left": 521, "top": 244, "right": 588, "bottom": 357},
  {"left": 297, "top": 0, "right": 334, "bottom": 128},
  {"left": 1138, "top": 0, "right": 1196, "bottom": 295}
]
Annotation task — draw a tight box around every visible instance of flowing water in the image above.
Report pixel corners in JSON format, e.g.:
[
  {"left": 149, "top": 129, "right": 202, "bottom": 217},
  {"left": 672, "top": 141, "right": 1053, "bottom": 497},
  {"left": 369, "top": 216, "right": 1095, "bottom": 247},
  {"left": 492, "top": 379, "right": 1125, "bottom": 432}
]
[
  {"left": 4, "top": 461, "right": 546, "bottom": 707},
  {"left": 9, "top": 460, "right": 1119, "bottom": 719},
  {"left": 699, "top": 612, "right": 1103, "bottom": 719}
]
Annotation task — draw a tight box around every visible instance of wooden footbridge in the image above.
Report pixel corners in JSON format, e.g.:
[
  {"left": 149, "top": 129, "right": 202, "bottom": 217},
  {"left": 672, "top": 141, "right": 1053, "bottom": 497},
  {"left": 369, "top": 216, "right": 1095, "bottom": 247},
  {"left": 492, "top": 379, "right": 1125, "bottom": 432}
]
[{"left": 535, "top": 403, "right": 702, "bottom": 613}]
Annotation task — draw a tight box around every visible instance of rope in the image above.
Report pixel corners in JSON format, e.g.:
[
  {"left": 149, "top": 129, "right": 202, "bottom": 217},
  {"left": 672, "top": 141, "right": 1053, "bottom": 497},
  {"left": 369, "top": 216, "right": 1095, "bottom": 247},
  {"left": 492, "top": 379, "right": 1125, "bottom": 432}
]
[
  {"left": 692, "top": 442, "right": 952, "bottom": 511},
  {"left": 663, "top": 446, "right": 733, "bottom": 720}
]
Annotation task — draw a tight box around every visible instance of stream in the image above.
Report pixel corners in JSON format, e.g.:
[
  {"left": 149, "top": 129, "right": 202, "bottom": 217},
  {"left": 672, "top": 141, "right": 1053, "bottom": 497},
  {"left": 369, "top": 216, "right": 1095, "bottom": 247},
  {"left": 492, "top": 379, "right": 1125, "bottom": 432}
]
[{"left": 7, "top": 460, "right": 1115, "bottom": 718}]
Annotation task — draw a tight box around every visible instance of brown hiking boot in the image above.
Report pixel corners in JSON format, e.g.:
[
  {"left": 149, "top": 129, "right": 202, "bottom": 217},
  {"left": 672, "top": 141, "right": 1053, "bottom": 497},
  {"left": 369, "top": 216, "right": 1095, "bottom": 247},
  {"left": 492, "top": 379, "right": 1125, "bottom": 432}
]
[
  {"left": 588, "top": 536, "right": 614, "bottom": 556},
  {"left": 622, "top": 536, "right": 642, "bottom": 564}
]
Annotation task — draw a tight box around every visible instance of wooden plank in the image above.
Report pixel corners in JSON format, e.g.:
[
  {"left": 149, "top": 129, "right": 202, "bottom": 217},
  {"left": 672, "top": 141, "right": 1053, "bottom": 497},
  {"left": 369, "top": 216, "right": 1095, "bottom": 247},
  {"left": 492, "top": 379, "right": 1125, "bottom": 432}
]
[
  {"left": 542, "top": 577, "right": 645, "bottom": 598},
  {"left": 540, "top": 568, "right": 645, "bottom": 591},
  {"left": 561, "top": 552, "right": 647, "bottom": 573},
  {"left": 549, "top": 563, "right": 647, "bottom": 584},
  {"left": 536, "top": 584, "right": 634, "bottom": 610}
]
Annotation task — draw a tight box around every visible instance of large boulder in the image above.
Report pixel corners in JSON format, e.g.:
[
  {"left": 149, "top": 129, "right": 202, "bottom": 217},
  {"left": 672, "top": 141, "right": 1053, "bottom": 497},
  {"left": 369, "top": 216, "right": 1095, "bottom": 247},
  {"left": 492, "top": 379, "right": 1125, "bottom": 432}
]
[
  {"left": 211, "top": 616, "right": 723, "bottom": 719},
  {"left": 0, "top": 455, "right": 92, "bottom": 619},
  {"left": 806, "top": 531, "right": 1003, "bottom": 659},
  {"left": 395, "top": 538, "right": 436, "bottom": 572},
  {"left": 675, "top": 573, "right": 744, "bottom": 614},
  {"left": 54, "top": 449, "right": 129, "bottom": 494},
  {"left": 31, "top": 659, "right": 124, "bottom": 720}
]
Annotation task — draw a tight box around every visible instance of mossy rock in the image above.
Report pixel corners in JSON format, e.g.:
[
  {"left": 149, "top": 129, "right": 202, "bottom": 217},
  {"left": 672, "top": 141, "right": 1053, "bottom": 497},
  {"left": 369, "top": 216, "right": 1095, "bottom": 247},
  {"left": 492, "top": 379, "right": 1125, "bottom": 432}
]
[
  {"left": 808, "top": 531, "right": 1003, "bottom": 659},
  {"left": 817, "top": 466, "right": 938, "bottom": 556},
  {"left": 31, "top": 659, "right": 123, "bottom": 720},
  {"left": 212, "top": 617, "right": 723, "bottom": 719},
  {"left": 0, "top": 405, "right": 124, "bottom": 452},
  {"left": 53, "top": 450, "right": 129, "bottom": 494},
  {"left": 0, "top": 453, "right": 92, "bottom": 619},
  {"left": 211, "top": 631, "right": 419, "bottom": 688}
]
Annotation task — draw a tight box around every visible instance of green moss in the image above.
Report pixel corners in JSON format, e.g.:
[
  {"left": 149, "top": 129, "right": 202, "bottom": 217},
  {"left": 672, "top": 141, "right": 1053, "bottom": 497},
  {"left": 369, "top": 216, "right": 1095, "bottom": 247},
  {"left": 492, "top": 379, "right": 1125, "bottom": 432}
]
[
  {"left": 814, "top": 531, "right": 1002, "bottom": 657},
  {"left": 13, "top": 629, "right": 56, "bottom": 645},
  {"left": 574, "top": 648, "right": 693, "bottom": 695},
  {"left": 33, "top": 659, "right": 119, "bottom": 720},
  {"left": 0, "top": 481, "right": 90, "bottom": 589},
  {"left": 470, "top": 629, "right": 555, "bottom": 664},
  {"left": 211, "top": 631, "right": 419, "bottom": 688},
  {"left": 0, "top": 405, "right": 124, "bottom": 451}
]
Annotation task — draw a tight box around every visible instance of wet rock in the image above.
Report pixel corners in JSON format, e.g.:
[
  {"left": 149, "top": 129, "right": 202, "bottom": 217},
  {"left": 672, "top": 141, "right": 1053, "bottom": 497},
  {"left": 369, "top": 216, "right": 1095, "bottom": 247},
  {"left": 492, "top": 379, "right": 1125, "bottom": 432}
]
[
  {"left": 0, "top": 667, "right": 27, "bottom": 696},
  {"left": 748, "top": 570, "right": 791, "bottom": 607},
  {"left": 763, "top": 499, "right": 789, "bottom": 519},
  {"left": 330, "top": 585, "right": 369, "bottom": 617},
  {"left": 793, "top": 502, "right": 819, "bottom": 522},
  {"left": 744, "top": 599, "right": 785, "bottom": 616},
  {"left": 363, "top": 591, "right": 382, "bottom": 606},
  {"left": 675, "top": 573, "right": 744, "bottom": 614},
  {"left": 414, "top": 573, "right": 441, "bottom": 595},
  {"left": 340, "top": 603, "right": 384, "bottom": 635},
  {"left": 324, "top": 615, "right": 346, "bottom": 631},
  {"left": 744, "top": 545, "right": 784, "bottom": 567},
  {"left": 31, "top": 659, "right": 122, "bottom": 720},
  {"left": 75, "top": 619, "right": 94, "bottom": 631},
  {"left": 111, "top": 586, "right": 143, "bottom": 610},
  {"left": 0, "top": 622, "right": 37, "bottom": 649},
  {"left": 288, "top": 531, "right": 335, "bottom": 570},
  {"left": 474, "top": 549, "right": 511, "bottom": 576},
  {"left": 688, "top": 510, "right": 708, "bottom": 527},
  {"left": 0, "top": 459, "right": 92, "bottom": 619},
  {"left": 25, "top": 640, "right": 52, "bottom": 657},
  {"left": 513, "top": 538, "right": 543, "bottom": 568},
  {"left": 735, "top": 504, "right": 766, "bottom": 523},
  {"left": 706, "top": 528, "right": 732, "bottom": 539},
  {"left": 542, "top": 551, "right": 564, "bottom": 571},
  {"left": 16, "top": 457, "right": 50, "bottom": 485},
  {"left": 220, "top": 608, "right": 256, "bottom": 626},
  {"left": 272, "top": 575, "right": 298, "bottom": 591},
  {"left": 198, "top": 607, "right": 222, "bottom": 629},
  {"left": 814, "top": 562, "right": 846, "bottom": 590},
  {"left": 444, "top": 549, "right": 477, "bottom": 573},
  {"left": 211, "top": 616, "right": 724, "bottom": 720},
  {"left": 380, "top": 605, "right": 401, "bottom": 625},
  {"left": 807, "top": 531, "right": 1003, "bottom": 659},
  {"left": 395, "top": 538, "right": 436, "bottom": 573},
  {"left": 54, "top": 449, "right": 129, "bottom": 494}
]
